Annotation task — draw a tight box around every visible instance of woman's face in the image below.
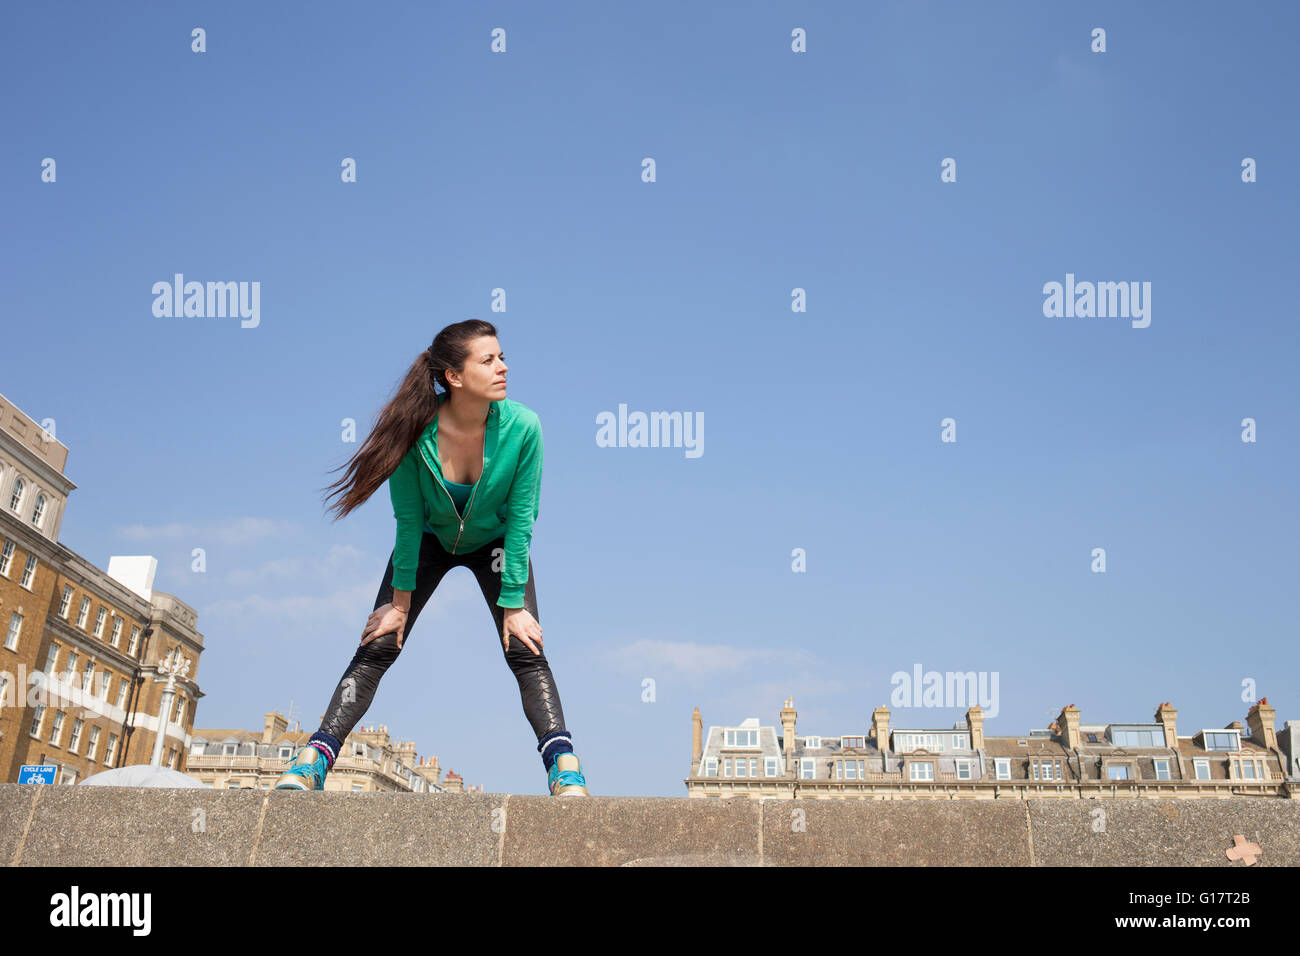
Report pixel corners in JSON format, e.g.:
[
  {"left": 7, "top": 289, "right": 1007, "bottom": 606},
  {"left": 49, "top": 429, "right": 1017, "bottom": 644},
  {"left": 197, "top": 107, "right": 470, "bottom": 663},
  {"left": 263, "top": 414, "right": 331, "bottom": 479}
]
[{"left": 451, "top": 335, "right": 508, "bottom": 400}]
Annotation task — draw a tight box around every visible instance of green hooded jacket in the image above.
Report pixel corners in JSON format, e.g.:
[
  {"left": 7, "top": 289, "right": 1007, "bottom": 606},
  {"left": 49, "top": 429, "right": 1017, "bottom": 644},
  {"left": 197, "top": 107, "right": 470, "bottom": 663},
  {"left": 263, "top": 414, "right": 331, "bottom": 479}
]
[{"left": 386, "top": 392, "right": 542, "bottom": 607}]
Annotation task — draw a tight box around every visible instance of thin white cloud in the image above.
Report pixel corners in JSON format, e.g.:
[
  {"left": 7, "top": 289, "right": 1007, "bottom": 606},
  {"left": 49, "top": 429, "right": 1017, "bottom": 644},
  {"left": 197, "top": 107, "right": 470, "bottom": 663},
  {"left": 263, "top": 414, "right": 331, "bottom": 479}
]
[
  {"left": 118, "top": 521, "right": 194, "bottom": 540},
  {"left": 117, "top": 516, "right": 298, "bottom": 547},
  {"left": 602, "top": 639, "right": 820, "bottom": 677}
]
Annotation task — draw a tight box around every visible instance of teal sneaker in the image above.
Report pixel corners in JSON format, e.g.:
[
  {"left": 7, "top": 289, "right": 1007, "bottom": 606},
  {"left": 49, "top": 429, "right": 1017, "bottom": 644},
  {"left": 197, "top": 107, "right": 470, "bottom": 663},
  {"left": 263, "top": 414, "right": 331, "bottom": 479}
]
[
  {"left": 547, "top": 753, "right": 590, "bottom": 796},
  {"left": 274, "top": 745, "right": 330, "bottom": 790}
]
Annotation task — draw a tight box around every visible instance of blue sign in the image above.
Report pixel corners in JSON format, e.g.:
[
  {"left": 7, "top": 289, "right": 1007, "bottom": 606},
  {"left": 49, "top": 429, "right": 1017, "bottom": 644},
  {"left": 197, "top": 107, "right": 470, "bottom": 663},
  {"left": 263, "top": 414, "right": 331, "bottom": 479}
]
[{"left": 19, "top": 765, "right": 57, "bottom": 784}]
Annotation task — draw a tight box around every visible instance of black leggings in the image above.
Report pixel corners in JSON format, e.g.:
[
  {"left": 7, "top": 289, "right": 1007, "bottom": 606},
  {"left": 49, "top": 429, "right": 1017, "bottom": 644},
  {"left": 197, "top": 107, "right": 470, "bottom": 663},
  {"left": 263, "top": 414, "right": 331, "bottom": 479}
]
[{"left": 315, "top": 531, "right": 566, "bottom": 743}]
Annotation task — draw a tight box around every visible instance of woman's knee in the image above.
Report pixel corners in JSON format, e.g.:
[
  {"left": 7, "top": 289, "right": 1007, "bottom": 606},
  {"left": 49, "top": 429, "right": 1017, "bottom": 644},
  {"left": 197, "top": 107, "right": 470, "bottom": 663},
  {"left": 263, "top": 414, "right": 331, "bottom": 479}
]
[{"left": 354, "top": 630, "right": 403, "bottom": 666}]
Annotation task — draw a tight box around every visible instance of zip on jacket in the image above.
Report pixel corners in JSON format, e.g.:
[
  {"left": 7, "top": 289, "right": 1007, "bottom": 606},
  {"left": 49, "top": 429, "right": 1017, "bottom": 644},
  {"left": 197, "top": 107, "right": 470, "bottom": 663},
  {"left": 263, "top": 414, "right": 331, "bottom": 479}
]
[{"left": 387, "top": 392, "right": 542, "bottom": 608}]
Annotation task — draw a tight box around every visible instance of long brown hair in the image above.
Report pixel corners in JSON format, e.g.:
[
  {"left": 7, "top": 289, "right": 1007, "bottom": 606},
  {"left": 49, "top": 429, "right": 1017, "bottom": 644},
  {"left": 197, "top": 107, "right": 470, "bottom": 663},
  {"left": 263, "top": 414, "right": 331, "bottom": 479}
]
[{"left": 321, "top": 319, "right": 499, "bottom": 521}]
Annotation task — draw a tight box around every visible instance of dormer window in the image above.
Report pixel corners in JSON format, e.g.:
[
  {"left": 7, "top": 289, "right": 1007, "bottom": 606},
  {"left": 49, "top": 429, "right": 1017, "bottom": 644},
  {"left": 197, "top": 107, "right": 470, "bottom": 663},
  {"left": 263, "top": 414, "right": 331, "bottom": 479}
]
[
  {"left": 803, "top": 736, "right": 821, "bottom": 749},
  {"left": 841, "top": 736, "right": 864, "bottom": 749},
  {"left": 1203, "top": 731, "right": 1240, "bottom": 752},
  {"left": 1111, "top": 728, "right": 1162, "bottom": 747},
  {"left": 724, "top": 729, "right": 759, "bottom": 748}
]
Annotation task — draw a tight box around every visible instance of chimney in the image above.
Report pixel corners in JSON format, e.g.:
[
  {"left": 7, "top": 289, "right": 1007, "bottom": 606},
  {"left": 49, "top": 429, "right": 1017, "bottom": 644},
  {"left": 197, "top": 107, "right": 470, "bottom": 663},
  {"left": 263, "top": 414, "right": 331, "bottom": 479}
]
[
  {"left": 965, "top": 705, "right": 984, "bottom": 749},
  {"left": 1155, "top": 701, "right": 1178, "bottom": 748},
  {"left": 1246, "top": 698, "right": 1276, "bottom": 749},
  {"left": 871, "top": 705, "right": 890, "bottom": 752},
  {"left": 442, "top": 770, "right": 465, "bottom": 792},
  {"left": 691, "top": 706, "right": 703, "bottom": 768},
  {"left": 262, "top": 711, "right": 288, "bottom": 745},
  {"left": 1057, "top": 705, "right": 1081, "bottom": 750},
  {"left": 780, "top": 697, "right": 797, "bottom": 764}
]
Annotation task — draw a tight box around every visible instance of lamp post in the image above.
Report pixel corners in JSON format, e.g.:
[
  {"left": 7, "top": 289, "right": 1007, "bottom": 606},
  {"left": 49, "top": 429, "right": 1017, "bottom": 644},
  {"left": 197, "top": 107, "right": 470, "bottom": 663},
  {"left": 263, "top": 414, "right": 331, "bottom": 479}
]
[{"left": 149, "top": 649, "right": 191, "bottom": 768}]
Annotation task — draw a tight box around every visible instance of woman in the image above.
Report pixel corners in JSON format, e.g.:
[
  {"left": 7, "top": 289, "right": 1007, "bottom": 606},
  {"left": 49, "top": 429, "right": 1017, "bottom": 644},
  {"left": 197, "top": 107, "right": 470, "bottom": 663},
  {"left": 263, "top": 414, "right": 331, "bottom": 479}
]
[{"left": 275, "top": 319, "right": 589, "bottom": 796}]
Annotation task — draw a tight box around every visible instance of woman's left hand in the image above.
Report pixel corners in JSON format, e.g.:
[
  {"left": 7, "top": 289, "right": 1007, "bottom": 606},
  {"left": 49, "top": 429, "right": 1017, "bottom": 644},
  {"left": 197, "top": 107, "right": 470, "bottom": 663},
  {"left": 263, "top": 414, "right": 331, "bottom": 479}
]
[{"left": 502, "top": 607, "right": 542, "bottom": 655}]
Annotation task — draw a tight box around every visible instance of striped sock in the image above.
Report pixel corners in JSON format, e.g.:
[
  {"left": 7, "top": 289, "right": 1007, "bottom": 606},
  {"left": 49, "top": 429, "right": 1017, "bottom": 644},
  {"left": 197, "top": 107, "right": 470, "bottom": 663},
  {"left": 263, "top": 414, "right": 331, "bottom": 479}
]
[
  {"left": 307, "top": 731, "right": 342, "bottom": 768},
  {"left": 538, "top": 730, "right": 574, "bottom": 772}
]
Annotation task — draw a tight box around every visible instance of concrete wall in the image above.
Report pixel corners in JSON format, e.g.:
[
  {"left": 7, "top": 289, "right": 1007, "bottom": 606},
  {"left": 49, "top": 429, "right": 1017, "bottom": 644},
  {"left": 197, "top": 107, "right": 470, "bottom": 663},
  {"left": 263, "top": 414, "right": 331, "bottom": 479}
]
[{"left": 3, "top": 784, "right": 1296, "bottom": 866}]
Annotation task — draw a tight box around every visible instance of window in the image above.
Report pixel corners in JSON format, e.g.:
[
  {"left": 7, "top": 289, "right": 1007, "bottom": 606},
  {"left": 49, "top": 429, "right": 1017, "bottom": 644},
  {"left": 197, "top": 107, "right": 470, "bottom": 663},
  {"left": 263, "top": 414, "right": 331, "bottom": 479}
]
[
  {"left": 64, "top": 652, "right": 78, "bottom": 682},
  {"left": 86, "top": 726, "right": 100, "bottom": 761},
  {"left": 1112, "top": 729, "right": 1160, "bottom": 747},
  {"left": 99, "top": 672, "right": 111, "bottom": 699},
  {"left": 1086, "top": 733, "right": 1099, "bottom": 743},
  {"left": 804, "top": 736, "right": 821, "bottom": 749},
  {"left": 8, "top": 476, "right": 24, "bottom": 512},
  {"left": 354, "top": 743, "right": 366, "bottom": 757},
  {"left": 32, "top": 494, "right": 47, "bottom": 527},
  {"left": 81, "top": 660, "right": 95, "bottom": 692},
  {"left": 0, "top": 673, "right": 7, "bottom": 707},
  {"left": 952, "top": 734, "right": 969, "bottom": 749},
  {"left": 29, "top": 704, "right": 46, "bottom": 737},
  {"left": 724, "top": 729, "right": 759, "bottom": 748},
  {"left": 799, "top": 758, "right": 815, "bottom": 779},
  {"left": 909, "top": 761, "right": 934, "bottom": 781},
  {"left": 1031, "top": 759, "right": 1062, "bottom": 780},
  {"left": 110, "top": 618, "right": 122, "bottom": 647},
  {"left": 45, "top": 643, "right": 60, "bottom": 673},
  {"left": 93, "top": 607, "right": 106, "bottom": 638},
  {"left": 58, "top": 586, "right": 73, "bottom": 618},
  {"left": 764, "top": 757, "right": 779, "bottom": 777},
  {"left": 115, "top": 680, "right": 129, "bottom": 708},
  {"left": 223, "top": 743, "right": 237, "bottom": 756},
  {"left": 748, "top": 757, "right": 758, "bottom": 777},
  {"left": 1107, "top": 765, "right": 1130, "bottom": 780},
  {"left": 167, "top": 748, "right": 177, "bottom": 769},
  {"left": 1204, "top": 731, "right": 1240, "bottom": 752},
  {"left": 956, "top": 759, "right": 973, "bottom": 780},
  {"left": 227, "top": 781, "right": 241, "bottom": 789},
  {"left": 5, "top": 611, "right": 22, "bottom": 650},
  {"left": 105, "top": 733, "right": 118, "bottom": 766},
  {"left": 68, "top": 718, "right": 84, "bottom": 753},
  {"left": 703, "top": 757, "right": 718, "bottom": 777},
  {"left": 841, "top": 736, "right": 865, "bottom": 749},
  {"left": 1234, "top": 758, "right": 1266, "bottom": 781},
  {"left": 76, "top": 597, "right": 90, "bottom": 628},
  {"left": 19, "top": 553, "right": 36, "bottom": 587},
  {"left": 192, "top": 742, "right": 207, "bottom": 756},
  {"left": 49, "top": 710, "right": 65, "bottom": 745},
  {"left": 995, "top": 758, "right": 1010, "bottom": 780},
  {"left": 352, "top": 783, "right": 364, "bottom": 792},
  {"left": 1193, "top": 759, "right": 1210, "bottom": 780},
  {"left": 127, "top": 626, "right": 140, "bottom": 655},
  {"left": 173, "top": 696, "right": 186, "bottom": 724},
  {"left": 278, "top": 746, "right": 292, "bottom": 760},
  {"left": 835, "top": 759, "right": 865, "bottom": 780},
  {"left": 1153, "top": 759, "right": 1171, "bottom": 780},
  {"left": 0, "top": 540, "right": 13, "bottom": 575}
]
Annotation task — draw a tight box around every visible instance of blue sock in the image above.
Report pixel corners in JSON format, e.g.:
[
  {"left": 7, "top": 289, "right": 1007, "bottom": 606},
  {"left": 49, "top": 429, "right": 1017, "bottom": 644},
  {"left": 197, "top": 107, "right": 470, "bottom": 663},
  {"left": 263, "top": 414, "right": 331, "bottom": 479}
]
[
  {"left": 538, "top": 730, "right": 574, "bottom": 772},
  {"left": 308, "top": 730, "right": 342, "bottom": 768}
]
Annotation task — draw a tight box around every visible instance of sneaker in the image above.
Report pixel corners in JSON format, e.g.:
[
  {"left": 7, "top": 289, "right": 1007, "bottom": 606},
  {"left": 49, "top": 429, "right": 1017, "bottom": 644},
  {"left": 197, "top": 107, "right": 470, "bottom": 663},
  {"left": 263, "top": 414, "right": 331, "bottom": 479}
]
[
  {"left": 274, "top": 744, "right": 330, "bottom": 790},
  {"left": 547, "top": 752, "right": 590, "bottom": 796}
]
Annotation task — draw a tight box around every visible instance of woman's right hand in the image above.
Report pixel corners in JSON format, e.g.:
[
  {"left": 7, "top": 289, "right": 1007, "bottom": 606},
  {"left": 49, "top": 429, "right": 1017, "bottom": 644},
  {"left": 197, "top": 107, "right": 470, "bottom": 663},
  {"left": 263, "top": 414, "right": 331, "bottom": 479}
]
[{"left": 361, "top": 603, "right": 409, "bottom": 649}]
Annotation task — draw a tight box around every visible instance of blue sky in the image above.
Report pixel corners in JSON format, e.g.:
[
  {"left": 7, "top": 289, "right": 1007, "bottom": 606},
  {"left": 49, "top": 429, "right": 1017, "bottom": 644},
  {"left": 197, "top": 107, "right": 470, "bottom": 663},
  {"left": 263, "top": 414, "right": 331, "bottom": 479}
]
[{"left": 3, "top": 1, "right": 1296, "bottom": 796}]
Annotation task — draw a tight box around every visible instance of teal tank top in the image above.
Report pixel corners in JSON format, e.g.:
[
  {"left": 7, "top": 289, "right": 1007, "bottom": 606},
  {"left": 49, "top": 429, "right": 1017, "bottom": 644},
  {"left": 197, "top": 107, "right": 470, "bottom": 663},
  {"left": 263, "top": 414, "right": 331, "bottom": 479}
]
[{"left": 425, "top": 478, "right": 475, "bottom": 532}]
